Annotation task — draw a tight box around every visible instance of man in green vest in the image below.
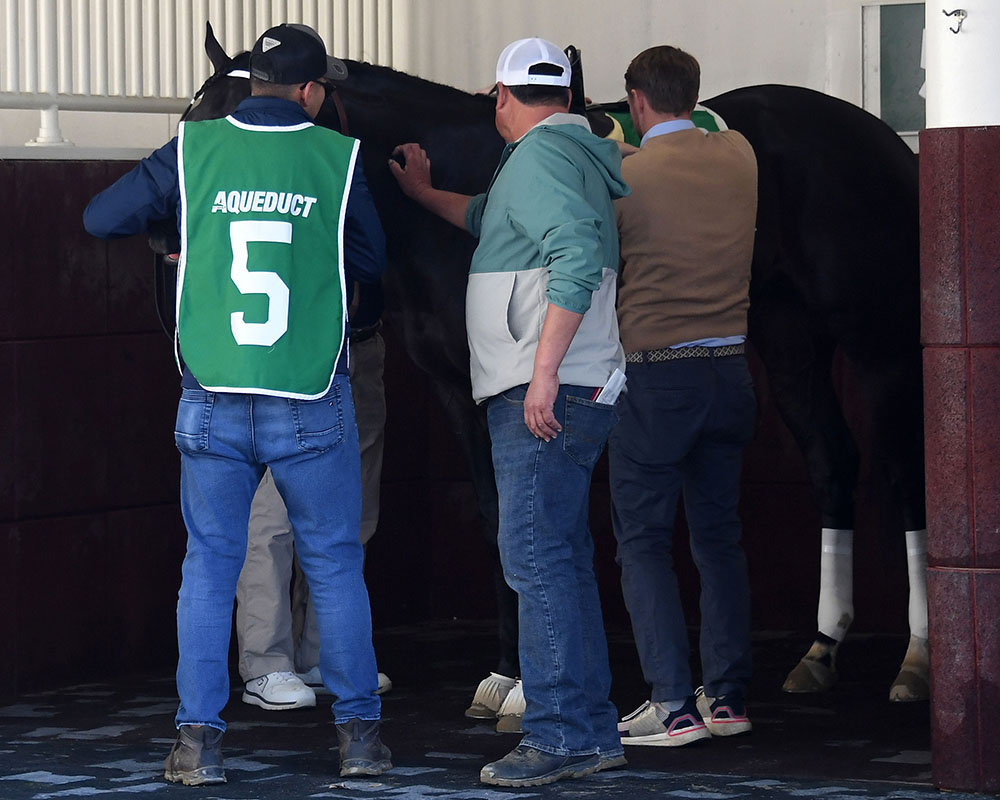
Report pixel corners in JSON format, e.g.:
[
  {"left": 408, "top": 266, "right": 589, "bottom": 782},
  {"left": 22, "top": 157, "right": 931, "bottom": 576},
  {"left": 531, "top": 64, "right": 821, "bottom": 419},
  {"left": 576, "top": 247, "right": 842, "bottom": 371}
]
[{"left": 83, "top": 23, "right": 390, "bottom": 786}]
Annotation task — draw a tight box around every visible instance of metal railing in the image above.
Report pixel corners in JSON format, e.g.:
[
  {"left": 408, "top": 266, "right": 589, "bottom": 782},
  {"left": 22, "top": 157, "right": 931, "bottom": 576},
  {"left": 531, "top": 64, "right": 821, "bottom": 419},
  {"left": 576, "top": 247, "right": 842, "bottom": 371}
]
[{"left": 1, "top": 0, "right": 393, "bottom": 145}]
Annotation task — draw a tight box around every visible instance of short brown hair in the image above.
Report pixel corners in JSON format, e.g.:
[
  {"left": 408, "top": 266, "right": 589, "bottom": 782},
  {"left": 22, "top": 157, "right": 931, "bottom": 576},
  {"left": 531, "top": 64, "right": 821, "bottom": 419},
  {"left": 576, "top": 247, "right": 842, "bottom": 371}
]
[{"left": 624, "top": 46, "right": 700, "bottom": 115}]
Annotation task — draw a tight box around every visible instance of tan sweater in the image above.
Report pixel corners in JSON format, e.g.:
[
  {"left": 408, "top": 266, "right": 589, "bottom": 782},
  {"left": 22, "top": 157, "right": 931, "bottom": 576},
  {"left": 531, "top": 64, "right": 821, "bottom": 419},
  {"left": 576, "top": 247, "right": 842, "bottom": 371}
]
[{"left": 615, "top": 127, "right": 757, "bottom": 353}]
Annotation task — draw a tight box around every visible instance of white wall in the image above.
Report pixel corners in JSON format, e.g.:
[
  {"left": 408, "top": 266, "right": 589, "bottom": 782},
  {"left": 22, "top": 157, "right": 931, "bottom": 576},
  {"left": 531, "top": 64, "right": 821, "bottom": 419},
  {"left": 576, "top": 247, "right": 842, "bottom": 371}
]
[
  {"left": 0, "top": 0, "right": 894, "bottom": 151},
  {"left": 395, "top": 0, "right": 864, "bottom": 106},
  {"left": 924, "top": 1, "right": 1000, "bottom": 127}
]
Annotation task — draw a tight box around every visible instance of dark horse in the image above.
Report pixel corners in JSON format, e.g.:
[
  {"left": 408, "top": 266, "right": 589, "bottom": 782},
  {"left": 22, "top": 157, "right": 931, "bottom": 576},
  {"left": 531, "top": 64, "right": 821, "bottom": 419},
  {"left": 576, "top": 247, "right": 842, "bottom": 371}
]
[{"left": 169, "top": 24, "right": 925, "bottom": 702}]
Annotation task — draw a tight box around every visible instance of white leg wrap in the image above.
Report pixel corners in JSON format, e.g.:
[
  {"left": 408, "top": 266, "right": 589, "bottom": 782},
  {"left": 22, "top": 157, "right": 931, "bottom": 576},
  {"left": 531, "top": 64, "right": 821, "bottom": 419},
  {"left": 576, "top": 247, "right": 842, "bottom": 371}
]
[
  {"left": 905, "top": 528, "right": 928, "bottom": 640},
  {"left": 817, "top": 528, "right": 854, "bottom": 642}
]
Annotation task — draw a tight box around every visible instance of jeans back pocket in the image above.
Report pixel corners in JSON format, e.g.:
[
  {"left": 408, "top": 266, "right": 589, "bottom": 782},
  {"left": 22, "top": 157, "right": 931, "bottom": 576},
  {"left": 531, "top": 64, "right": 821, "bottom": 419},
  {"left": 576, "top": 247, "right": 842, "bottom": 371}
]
[
  {"left": 563, "top": 395, "right": 619, "bottom": 467},
  {"left": 290, "top": 385, "right": 345, "bottom": 453},
  {"left": 174, "top": 389, "right": 213, "bottom": 453}
]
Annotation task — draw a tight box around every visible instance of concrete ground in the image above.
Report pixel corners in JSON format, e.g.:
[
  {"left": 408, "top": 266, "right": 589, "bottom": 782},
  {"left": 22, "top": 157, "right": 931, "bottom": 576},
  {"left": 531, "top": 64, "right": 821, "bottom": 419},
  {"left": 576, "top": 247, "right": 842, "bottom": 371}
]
[{"left": 0, "top": 621, "right": 971, "bottom": 800}]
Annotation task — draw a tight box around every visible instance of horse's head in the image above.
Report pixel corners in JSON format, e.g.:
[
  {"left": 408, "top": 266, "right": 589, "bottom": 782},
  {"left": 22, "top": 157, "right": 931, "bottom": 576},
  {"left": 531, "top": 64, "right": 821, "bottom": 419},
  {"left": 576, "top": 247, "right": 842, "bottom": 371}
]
[{"left": 182, "top": 22, "right": 251, "bottom": 122}]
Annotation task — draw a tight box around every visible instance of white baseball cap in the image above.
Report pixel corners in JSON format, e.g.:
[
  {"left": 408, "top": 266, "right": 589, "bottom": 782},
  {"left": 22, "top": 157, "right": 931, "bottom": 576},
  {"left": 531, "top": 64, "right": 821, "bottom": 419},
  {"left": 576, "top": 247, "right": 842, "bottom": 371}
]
[{"left": 495, "top": 37, "right": 571, "bottom": 87}]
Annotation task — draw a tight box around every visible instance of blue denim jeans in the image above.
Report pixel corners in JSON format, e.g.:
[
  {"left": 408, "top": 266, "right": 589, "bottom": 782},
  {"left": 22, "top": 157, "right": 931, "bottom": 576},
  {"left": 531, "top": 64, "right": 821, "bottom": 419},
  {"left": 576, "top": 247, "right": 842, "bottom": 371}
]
[
  {"left": 609, "top": 354, "right": 756, "bottom": 701},
  {"left": 487, "top": 384, "right": 622, "bottom": 759},
  {"left": 172, "top": 375, "right": 380, "bottom": 730}
]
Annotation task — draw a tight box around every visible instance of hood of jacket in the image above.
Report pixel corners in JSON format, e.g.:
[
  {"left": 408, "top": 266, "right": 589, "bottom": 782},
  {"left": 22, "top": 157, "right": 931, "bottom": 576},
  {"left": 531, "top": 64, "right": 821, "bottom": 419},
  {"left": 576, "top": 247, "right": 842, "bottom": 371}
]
[{"left": 524, "top": 113, "right": 631, "bottom": 201}]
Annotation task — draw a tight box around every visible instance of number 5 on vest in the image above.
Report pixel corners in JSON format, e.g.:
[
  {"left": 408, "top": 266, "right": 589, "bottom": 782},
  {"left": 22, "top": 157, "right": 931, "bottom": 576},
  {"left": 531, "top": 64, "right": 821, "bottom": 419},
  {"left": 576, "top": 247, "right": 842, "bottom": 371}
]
[{"left": 229, "top": 219, "right": 292, "bottom": 347}]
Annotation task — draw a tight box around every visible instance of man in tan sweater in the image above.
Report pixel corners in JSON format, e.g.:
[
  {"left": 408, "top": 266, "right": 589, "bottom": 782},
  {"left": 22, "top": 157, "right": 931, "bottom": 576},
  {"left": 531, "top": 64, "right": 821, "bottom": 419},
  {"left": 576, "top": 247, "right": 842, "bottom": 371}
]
[{"left": 610, "top": 45, "right": 759, "bottom": 748}]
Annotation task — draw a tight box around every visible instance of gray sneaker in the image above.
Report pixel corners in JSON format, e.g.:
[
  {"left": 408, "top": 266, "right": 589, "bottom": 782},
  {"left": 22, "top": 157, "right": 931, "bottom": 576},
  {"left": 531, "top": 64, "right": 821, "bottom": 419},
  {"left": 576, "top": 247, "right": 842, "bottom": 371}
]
[
  {"left": 336, "top": 718, "right": 392, "bottom": 777},
  {"left": 163, "top": 725, "right": 226, "bottom": 786},
  {"left": 618, "top": 697, "right": 711, "bottom": 747}
]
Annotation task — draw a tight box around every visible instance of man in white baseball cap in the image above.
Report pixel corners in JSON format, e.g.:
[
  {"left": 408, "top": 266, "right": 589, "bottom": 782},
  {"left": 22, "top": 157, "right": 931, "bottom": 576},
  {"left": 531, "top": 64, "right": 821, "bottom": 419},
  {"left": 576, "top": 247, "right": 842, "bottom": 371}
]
[
  {"left": 494, "top": 36, "right": 571, "bottom": 88},
  {"left": 390, "top": 37, "right": 629, "bottom": 787}
]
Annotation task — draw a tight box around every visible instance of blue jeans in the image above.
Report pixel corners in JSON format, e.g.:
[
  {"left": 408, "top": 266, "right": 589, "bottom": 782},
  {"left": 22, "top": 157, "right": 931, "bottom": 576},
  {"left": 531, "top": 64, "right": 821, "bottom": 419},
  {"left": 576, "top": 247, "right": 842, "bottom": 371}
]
[
  {"left": 487, "top": 384, "right": 622, "bottom": 758},
  {"left": 172, "top": 375, "right": 380, "bottom": 730},
  {"left": 609, "top": 354, "right": 756, "bottom": 701}
]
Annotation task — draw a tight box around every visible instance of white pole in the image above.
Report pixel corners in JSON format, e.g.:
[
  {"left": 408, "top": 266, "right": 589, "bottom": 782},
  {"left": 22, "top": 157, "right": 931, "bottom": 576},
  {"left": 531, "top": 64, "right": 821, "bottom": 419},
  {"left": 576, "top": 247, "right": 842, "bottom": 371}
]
[
  {"left": 24, "top": 0, "right": 38, "bottom": 93},
  {"left": 377, "top": 0, "right": 391, "bottom": 67},
  {"left": 4, "top": 0, "right": 20, "bottom": 92},
  {"left": 58, "top": 0, "right": 72, "bottom": 94},
  {"left": 28, "top": 0, "right": 71, "bottom": 145},
  {"left": 127, "top": 0, "right": 142, "bottom": 95},
  {"left": 163, "top": 0, "right": 177, "bottom": 98},
  {"left": 94, "top": 0, "right": 108, "bottom": 95},
  {"left": 348, "top": 0, "right": 362, "bottom": 61},
  {"left": 27, "top": 105, "right": 72, "bottom": 146},
  {"left": 110, "top": 0, "right": 126, "bottom": 95},
  {"left": 146, "top": 0, "right": 160, "bottom": 97},
  {"left": 925, "top": 2, "right": 1000, "bottom": 127},
  {"left": 74, "top": 0, "right": 90, "bottom": 95}
]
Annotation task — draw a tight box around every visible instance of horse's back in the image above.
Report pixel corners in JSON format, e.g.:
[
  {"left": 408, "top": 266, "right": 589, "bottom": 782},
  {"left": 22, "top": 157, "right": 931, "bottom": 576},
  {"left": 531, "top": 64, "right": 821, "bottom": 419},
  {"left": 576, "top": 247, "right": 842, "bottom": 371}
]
[{"left": 704, "top": 85, "right": 919, "bottom": 358}]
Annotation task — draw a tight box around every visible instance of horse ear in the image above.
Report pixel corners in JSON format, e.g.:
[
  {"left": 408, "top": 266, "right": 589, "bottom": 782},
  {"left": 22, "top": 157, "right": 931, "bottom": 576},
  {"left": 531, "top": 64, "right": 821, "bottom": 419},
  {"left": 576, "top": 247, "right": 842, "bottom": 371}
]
[{"left": 204, "top": 21, "right": 231, "bottom": 72}]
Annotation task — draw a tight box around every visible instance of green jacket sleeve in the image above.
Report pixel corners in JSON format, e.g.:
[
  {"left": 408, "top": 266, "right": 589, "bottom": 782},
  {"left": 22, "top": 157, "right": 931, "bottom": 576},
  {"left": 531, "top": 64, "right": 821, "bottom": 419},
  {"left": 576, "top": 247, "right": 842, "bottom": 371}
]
[
  {"left": 506, "top": 135, "right": 605, "bottom": 315},
  {"left": 465, "top": 192, "right": 488, "bottom": 239}
]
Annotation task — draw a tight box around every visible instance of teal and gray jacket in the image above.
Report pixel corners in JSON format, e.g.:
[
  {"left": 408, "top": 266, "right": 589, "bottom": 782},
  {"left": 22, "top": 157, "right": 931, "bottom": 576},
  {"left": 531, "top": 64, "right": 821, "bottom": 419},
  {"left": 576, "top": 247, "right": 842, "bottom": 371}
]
[{"left": 464, "top": 114, "right": 630, "bottom": 404}]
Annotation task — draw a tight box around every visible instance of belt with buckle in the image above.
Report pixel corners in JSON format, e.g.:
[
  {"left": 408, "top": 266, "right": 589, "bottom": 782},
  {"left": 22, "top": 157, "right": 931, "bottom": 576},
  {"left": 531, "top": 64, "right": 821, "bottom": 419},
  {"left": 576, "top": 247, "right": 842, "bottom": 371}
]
[
  {"left": 625, "top": 343, "right": 745, "bottom": 364},
  {"left": 349, "top": 320, "right": 382, "bottom": 343}
]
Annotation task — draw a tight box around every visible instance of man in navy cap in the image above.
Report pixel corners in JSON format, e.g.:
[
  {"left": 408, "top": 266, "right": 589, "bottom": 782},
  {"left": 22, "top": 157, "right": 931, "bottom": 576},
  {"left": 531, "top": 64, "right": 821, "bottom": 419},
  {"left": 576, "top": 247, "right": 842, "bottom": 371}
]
[{"left": 84, "top": 23, "right": 390, "bottom": 785}]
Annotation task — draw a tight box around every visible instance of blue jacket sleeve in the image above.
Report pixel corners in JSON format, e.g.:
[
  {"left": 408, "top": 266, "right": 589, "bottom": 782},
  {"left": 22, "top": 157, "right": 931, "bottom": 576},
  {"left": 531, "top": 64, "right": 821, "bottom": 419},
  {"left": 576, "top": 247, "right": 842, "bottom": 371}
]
[
  {"left": 82, "top": 138, "right": 181, "bottom": 239},
  {"left": 343, "top": 160, "right": 386, "bottom": 285}
]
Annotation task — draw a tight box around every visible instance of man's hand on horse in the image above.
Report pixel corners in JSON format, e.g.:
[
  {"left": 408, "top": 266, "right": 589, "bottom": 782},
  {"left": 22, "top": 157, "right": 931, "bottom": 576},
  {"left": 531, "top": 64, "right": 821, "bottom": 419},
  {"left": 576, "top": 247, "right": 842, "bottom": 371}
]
[{"left": 389, "top": 143, "right": 433, "bottom": 201}]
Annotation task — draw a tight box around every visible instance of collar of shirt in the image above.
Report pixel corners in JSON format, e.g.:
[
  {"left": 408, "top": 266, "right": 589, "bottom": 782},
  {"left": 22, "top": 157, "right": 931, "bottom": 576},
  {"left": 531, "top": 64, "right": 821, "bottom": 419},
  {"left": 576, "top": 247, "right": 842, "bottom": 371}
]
[
  {"left": 230, "top": 95, "right": 314, "bottom": 126},
  {"left": 640, "top": 118, "right": 696, "bottom": 147},
  {"left": 515, "top": 111, "right": 591, "bottom": 143}
]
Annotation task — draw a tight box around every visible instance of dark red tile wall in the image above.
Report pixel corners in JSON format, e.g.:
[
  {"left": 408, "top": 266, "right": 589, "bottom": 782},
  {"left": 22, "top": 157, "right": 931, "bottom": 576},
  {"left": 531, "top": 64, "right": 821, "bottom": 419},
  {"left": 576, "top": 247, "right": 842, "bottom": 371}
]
[
  {"left": 2, "top": 159, "right": 188, "bottom": 695},
  {"left": 3, "top": 159, "right": 915, "bottom": 703}
]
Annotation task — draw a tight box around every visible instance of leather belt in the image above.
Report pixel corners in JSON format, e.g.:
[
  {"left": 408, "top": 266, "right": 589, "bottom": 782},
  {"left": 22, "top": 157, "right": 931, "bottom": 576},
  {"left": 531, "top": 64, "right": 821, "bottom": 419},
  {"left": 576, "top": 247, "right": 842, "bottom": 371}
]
[
  {"left": 349, "top": 320, "right": 382, "bottom": 343},
  {"left": 625, "top": 343, "right": 745, "bottom": 364}
]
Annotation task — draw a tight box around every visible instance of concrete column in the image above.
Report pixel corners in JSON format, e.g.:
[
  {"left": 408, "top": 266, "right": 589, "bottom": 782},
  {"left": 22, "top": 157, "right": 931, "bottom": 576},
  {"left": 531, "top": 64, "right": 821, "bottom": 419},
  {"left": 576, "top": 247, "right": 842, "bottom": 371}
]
[{"left": 922, "top": 7, "right": 1000, "bottom": 793}]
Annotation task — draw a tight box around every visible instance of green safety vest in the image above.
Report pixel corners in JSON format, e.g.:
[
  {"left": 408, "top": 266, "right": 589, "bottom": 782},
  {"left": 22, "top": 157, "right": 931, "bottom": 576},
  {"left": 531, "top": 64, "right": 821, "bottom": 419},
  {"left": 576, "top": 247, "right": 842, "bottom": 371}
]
[{"left": 176, "top": 116, "right": 357, "bottom": 398}]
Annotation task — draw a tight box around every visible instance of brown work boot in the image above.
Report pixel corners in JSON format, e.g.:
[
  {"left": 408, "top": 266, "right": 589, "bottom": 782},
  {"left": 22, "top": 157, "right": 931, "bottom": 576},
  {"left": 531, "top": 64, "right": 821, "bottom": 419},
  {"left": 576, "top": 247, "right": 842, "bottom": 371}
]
[
  {"left": 163, "top": 724, "right": 226, "bottom": 786},
  {"left": 335, "top": 718, "right": 392, "bottom": 777}
]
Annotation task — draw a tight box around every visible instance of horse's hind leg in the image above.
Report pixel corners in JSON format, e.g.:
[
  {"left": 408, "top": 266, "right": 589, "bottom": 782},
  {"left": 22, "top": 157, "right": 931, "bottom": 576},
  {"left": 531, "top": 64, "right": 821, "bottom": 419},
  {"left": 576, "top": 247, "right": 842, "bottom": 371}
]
[
  {"left": 855, "top": 351, "right": 928, "bottom": 701},
  {"left": 750, "top": 289, "right": 860, "bottom": 692},
  {"left": 426, "top": 378, "right": 520, "bottom": 717}
]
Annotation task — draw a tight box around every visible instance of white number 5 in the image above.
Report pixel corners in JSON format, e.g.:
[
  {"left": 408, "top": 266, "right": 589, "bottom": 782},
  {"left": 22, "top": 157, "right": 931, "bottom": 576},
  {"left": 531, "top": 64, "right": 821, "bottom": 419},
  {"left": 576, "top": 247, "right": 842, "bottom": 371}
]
[{"left": 229, "top": 219, "right": 291, "bottom": 346}]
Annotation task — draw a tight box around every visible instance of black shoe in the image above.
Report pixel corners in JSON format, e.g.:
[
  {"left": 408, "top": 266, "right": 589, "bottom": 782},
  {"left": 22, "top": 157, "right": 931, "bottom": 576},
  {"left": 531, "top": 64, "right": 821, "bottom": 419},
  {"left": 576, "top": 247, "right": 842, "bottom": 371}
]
[
  {"left": 596, "top": 751, "right": 628, "bottom": 772},
  {"left": 163, "top": 725, "right": 226, "bottom": 786},
  {"left": 480, "top": 745, "right": 600, "bottom": 787},
  {"left": 336, "top": 718, "right": 392, "bottom": 777}
]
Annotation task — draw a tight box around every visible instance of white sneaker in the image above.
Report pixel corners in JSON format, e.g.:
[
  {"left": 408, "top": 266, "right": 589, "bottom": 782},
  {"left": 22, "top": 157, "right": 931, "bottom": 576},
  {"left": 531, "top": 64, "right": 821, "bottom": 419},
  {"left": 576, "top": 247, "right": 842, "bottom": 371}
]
[
  {"left": 242, "top": 671, "right": 316, "bottom": 710},
  {"left": 496, "top": 679, "right": 525, "bottom": 733},
  {"left": 465, "top": 672, "right": 517, "bottom": 719},
  {"left": 296, "top": 666, "right": 392, "bottom": 696}
]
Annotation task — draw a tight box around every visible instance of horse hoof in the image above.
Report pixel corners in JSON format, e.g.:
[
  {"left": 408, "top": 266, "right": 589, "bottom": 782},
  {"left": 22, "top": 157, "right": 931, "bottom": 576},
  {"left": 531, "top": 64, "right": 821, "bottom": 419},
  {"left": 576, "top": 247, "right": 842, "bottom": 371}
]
[
  {"left": 888, "top": 667, "right": 929, "bottom": 702},
  {"left": 782, "top": 657, "right": 837, "bottom": 693},
  {"left": 889, "top": 635, "right": 929, "bottom": 702}
]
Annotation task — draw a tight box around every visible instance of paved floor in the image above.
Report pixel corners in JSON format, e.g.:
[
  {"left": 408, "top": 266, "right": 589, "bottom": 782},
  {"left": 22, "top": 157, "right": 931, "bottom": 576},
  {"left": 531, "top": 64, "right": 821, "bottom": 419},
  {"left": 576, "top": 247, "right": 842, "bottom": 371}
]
[{"left": 0, "top": 621, "right": 971, "bottom": 799}]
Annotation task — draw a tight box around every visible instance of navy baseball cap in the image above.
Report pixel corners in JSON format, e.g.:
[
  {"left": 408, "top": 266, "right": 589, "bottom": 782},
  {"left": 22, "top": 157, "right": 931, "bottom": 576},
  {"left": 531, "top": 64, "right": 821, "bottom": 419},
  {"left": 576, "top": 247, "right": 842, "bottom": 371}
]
[{"left": 250, "top": 23, "right": 348, "bottom": 84}]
